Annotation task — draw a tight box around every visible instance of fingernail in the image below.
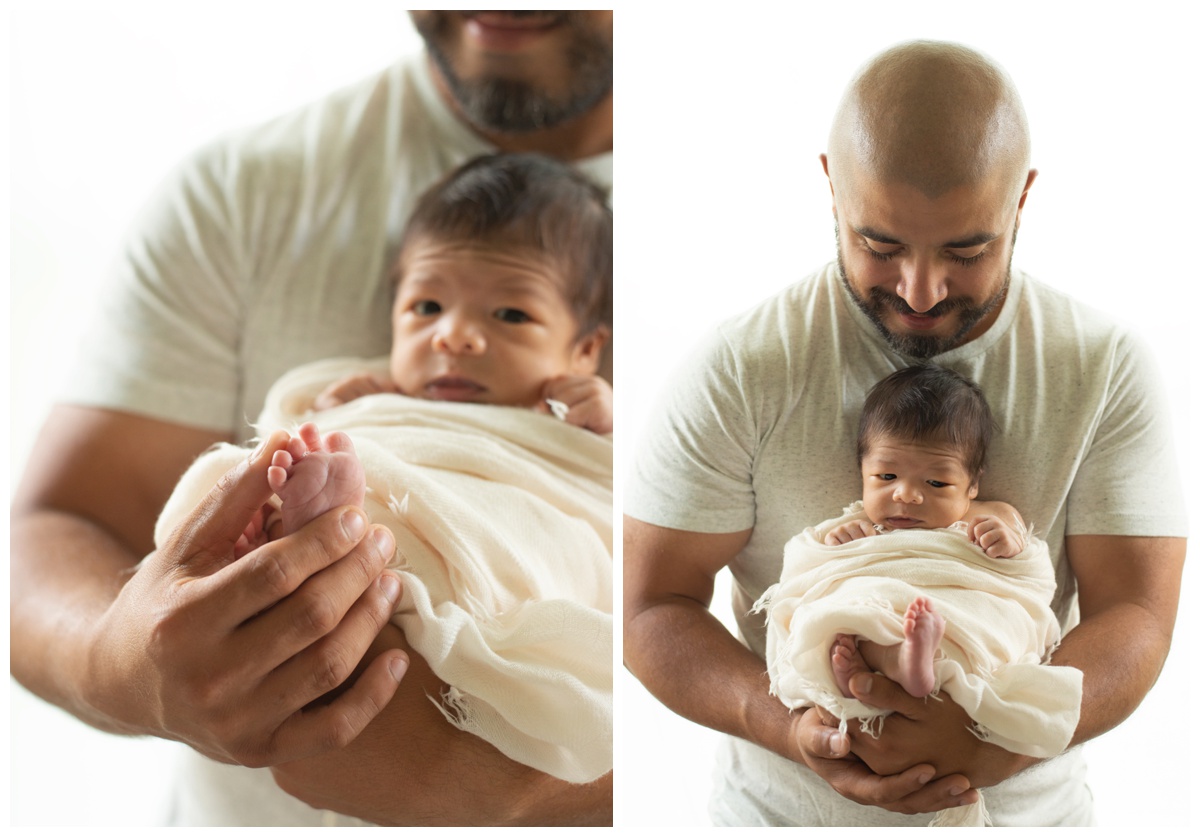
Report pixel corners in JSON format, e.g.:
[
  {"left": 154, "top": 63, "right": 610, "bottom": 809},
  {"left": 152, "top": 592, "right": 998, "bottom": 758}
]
[
  {"left": 388, "top": 655, "right": 408, "bottom": 682},
  {"left": 379, "top": 573, "right": 401, "bottom": 602},
  {"left": 852, "top": 673, "right": 872, "bottom": 695},
  {"left": 372, "top": 527, "right": 395, "bottom": 558},
  {"left": 341, "top": 509, "right": 366, "bottom": 540},
  {"left": 826, "top": 731, "right": 846, "bottom": 752},
  {"left": 917, "top": 769, "right": 935, "bottom": 785},
  {"left": 949, "top": 784, "right": 965, "bottom": 796}
]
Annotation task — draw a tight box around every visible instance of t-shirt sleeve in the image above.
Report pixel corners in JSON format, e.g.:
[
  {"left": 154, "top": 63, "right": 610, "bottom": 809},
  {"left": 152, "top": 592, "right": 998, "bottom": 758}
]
[
  {"left": 63, "top": 142, "right": 248, "bottom": 433},
  {"left": 1065, "top": 332, "right": 1188, "bottom": 537},
  {"left": 624, "top": 328, "right": 759, "bottom": 534}
]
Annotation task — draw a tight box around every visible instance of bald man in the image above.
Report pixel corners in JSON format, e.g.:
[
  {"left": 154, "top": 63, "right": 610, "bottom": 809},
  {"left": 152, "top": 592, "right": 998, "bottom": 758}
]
[{"left": 624, "top": 41, "right": 1185, "bottom": 826}]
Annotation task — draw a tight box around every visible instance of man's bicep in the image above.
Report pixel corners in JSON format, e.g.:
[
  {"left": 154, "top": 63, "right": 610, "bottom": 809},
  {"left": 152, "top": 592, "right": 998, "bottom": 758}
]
[
  {"left": 12, "top": 404, "right": 229, "bottom": 557},
  {"left": 622, "top": 516, "right": 751, "bottom": 617},
  {"left": 1067, "top": 534, "right": 1185, "bottom": 626}
]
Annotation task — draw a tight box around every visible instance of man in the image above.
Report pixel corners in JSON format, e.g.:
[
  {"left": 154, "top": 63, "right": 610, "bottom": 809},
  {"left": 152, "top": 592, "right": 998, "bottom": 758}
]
[
  {"left": 10, "top": 11, "right": 612, "bottom": 826},
  {"left": 623, "top": 40, "right": 1186, "bottom": 826}
]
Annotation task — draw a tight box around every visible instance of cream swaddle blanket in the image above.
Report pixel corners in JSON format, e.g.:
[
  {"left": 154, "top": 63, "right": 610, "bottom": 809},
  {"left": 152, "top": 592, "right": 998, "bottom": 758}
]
[
  {"left": 756, "top": 502, "right": 1082, "bottom": 826},
  {"left": 155, "top": 357, "right": 613, "bottom": 784}
]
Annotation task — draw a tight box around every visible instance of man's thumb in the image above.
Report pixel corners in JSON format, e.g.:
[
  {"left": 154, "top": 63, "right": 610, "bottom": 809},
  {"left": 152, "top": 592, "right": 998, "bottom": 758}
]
[{"left": 159, "top": 429, "right": 290, "bottom": 575}]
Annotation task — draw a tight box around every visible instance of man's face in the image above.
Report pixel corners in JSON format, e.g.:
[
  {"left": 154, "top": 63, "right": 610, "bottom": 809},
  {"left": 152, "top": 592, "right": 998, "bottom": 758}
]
[
  {"left": 831, "top": 168, "right": 1028, "bottom": 359},
  {"left": 409, "top": 11, "right": 613, "bottom": 134},
  {"left": 389, "top": 239, "right": 603, "bottom": 407}
]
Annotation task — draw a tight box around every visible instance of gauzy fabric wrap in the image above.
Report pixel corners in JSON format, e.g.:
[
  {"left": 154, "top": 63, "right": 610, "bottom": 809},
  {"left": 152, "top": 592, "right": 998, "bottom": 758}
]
[
  {"left": 755, "top": 502, "right": 1082, "bottom": 826},
  {"left": 155, "top": 357, "right": 613, "bottom": 783}
]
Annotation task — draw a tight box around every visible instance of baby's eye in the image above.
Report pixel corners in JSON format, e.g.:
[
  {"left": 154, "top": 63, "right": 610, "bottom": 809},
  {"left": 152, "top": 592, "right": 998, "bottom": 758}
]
[
  {"left": 927, "top": 480, "right": 948, "bottom": 488},
  {"left": 877, "top": 474, "right": 896, "bottom": 481},
  {"left": 495, "top": 308, "right": 531, "bottom": 324},
  {"left": 412, "top": 300, "right": 441, "bottom": 315}
]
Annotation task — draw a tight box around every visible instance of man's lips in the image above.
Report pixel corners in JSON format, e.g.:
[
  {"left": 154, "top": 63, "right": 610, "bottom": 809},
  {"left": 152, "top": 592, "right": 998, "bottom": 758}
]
[
  {"left": 897, "top": 311, "right": 945, "bottom": 331},
  {"left": 462, "top": 11, "right": 564, "bottom": 49}
]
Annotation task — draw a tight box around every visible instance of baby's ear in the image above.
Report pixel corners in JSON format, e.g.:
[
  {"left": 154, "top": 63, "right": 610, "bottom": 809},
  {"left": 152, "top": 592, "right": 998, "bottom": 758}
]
[
  {"left": 968, "top": 480, "right": 980, "bottom": 500},
  {"left": 570, "top": 325, "right": 610, "bottom": 374}
]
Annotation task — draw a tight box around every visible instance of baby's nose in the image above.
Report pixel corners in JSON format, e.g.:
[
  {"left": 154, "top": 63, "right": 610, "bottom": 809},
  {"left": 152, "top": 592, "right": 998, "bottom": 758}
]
[{"left": 432, "top": 317, "right": 486, "bottom": 355}]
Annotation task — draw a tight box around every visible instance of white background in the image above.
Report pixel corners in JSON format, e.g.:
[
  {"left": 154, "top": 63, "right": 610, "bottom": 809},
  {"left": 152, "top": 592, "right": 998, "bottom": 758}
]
[{"left": 6, "top": 0, "right": 1198, "bottom": 828}]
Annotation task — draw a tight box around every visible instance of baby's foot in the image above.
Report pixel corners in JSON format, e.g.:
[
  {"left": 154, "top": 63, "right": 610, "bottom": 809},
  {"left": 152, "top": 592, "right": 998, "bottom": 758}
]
[
  {"left": 896, "top": 597, "right": 946, "bottom": 698},
  {"left": 831, "top": 633, "right": 870, "bottom": 698},
  {"left": 267, "top": 422, "right": 366, "bottom": 536}
]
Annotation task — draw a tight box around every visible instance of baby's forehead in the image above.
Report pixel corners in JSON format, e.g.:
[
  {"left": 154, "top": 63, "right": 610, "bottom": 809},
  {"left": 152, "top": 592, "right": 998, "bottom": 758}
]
[
  {"left": 396, "top": 237, "right": 571, "bottom": 294},
  {"left": 862, "top": 434, "right": 970, "bottom": 470}
]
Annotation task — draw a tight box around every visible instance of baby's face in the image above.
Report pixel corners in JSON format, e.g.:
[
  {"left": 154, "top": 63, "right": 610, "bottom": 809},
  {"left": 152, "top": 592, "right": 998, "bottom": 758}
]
[
  {"left": 860, "top": 434, "right": 978, "bottom": 531},
  {"left": 389, "top": 239, "right": 603, "bottom": 407}
]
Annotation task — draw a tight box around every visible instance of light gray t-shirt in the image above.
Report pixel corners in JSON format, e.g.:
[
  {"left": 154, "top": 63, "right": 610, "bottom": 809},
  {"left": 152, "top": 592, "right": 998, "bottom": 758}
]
[
  {"left": 63, "top": 51, "right": 612, "bottom": 827},
  {"left": 626, "top": 261, "right": 1186, "bottom": 826},
  {"left": 68, "top": 52, "right": 612, "bottom": 445}
]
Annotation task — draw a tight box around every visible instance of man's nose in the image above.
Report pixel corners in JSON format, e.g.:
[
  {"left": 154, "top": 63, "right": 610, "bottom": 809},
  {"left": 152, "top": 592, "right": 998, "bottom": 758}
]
[
  {"left": 895, "top": 258, "right": 948, "bottom": 314},
  {"left": 431, "top": 315, "right": 486, "bottom": 355}
]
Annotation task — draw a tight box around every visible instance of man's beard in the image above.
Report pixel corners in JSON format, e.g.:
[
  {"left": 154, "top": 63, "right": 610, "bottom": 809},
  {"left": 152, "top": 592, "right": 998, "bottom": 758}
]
[
  {"left": 415, "top": 11, "right": 613, "bottom": 135},
  {"left": 834, "top": 223, "right": 1014, "bottom": 359}
]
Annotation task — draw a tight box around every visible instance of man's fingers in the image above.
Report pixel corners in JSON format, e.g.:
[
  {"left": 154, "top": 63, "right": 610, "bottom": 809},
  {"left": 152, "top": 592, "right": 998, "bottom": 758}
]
[
  {"left": 848, "top": 671, "right": 922, "bottom": 715},
  {"left": 262, "top": 566, "right": 404, "bottom": 709},
  {"left": 252, "top": 649, "right": 409, "bottom": 767},
  {"left": 166, "top": 429, "right": 292, "bottom": 575},
  {"left": 202, "top": 505, "right": 380, "bottom": 632}
]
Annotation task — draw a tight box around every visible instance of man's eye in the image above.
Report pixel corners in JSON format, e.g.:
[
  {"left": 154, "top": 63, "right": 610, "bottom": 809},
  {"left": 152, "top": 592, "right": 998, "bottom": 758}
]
[
  {"left": 947, "top": 250, "right": 987, "bottom": 267},
  {"left": 412, "top": 300, "right": 441, "bottom": 315},
  {"left": 865, "top": 245, "right": 899, "bottom": 262},
  {"left": 495, "top": 308, "right": 531, "bottom": 323}
]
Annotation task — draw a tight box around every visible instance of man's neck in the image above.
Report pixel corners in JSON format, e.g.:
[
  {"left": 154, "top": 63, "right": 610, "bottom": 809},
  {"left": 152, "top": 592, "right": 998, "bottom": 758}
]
[{"left": 427, "top": 55, "right": 613, "bottom": 162}]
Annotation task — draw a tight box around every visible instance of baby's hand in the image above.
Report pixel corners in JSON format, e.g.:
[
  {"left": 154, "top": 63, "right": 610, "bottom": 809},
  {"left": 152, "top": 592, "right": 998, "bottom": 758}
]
[
  {"left": 824, "top": 519, "right": 877, "bottom": 545},
  {"left": 313, "top": 373, "right": 401, "bottom": 411},
  {"left": 968, "top": 514, "right": 1024, "bottom": 559},
  {"left": 539, "top": 375, "right": 613, "bottom": 434}
]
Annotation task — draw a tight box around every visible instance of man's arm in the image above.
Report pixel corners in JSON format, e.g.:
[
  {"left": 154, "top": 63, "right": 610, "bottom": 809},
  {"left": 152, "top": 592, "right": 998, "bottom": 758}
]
[
  {"left": 271, "top": 622, "right": 613, "bottom": 826},
  {"left": 622, "top": 515, "right": 972, "bottom": 815},
  {"left": 839, "top": 534, "right": 1186, "bottom": 788},
  {"left": 10, "top": 405, "right": 405, "bottom": 763}
]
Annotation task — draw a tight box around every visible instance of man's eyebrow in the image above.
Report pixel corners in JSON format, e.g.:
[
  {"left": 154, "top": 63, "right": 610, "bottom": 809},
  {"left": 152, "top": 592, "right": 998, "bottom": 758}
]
[{"left": 854, "top": 226, "right": 1000, "bottom": 249}]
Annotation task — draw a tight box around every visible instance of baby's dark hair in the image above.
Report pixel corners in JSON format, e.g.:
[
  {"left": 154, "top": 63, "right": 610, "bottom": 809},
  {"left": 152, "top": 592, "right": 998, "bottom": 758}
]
[
  {"left": 397, "top": 152, "right": 612, "bottom": 338},
  {"left": 856, "top": 364, "right": 996, "bottom": 481}
]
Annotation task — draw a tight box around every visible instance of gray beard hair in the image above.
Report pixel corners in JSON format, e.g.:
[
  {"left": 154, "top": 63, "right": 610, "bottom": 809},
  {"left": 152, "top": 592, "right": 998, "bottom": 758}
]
[
  {"left": 422, "top": 16, "right": 612, "bottom": 134},
  {"left": 834, "top": 223, "right": 1013, "bottom": 359}
]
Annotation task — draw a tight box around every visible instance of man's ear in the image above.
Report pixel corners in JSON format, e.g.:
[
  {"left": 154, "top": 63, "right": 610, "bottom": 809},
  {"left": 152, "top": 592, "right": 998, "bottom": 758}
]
[{"left": 571, "top": 326, "right": 610, "bottom": 374}]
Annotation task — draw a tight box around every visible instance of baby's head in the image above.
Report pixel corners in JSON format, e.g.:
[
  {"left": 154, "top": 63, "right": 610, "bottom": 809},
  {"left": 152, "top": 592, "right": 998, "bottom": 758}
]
[
  {"left": 387, "top": 152, "right": 612, "bottom": 406},
  {"left": 856, "top": 364, "right": 995, "bottom": 530}
]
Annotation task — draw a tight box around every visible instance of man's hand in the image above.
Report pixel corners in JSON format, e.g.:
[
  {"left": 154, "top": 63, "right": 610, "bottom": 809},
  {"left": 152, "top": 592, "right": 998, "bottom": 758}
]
[
  {"left": 82, "top": 429, "right": 409, "bottom": 766},
  {"left": 10, "top": 407, "right": 410, "bottom": 770},
  {"left": 840, "top": 672, "right": 1034, "bottom": 790},
  {"left": 539, "top": 375, "right": 613, "bottom": 434},
  {"left": 790, "top": 700, "right": 979, "bottom": 815}
]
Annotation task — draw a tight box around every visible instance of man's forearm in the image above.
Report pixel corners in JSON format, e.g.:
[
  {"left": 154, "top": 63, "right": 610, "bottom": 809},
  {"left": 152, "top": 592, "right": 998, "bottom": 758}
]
[
  {"left": 271, "top": 622, "right": 614, "bottom": 825},
  {"left": 9, "top": 509, "right": 142, "bottom": 734},
  {"left": 624, "top": 595, "right": 798, "bottom": 761},
  {"left": 1051, "top": 600, "right": 1176, "bottom": 746},
  {"left": 1054, "top": 535, "right": 1185, "bottom": 748}
]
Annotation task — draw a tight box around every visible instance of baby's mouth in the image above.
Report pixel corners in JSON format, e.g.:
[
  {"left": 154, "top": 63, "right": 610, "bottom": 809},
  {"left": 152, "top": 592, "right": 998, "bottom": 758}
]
[
  {"left": 886, "top": 516, "right": 922, "bottom": 529},
  {"left": 425, "top": 375, "right": 486, "bottom": 402}
]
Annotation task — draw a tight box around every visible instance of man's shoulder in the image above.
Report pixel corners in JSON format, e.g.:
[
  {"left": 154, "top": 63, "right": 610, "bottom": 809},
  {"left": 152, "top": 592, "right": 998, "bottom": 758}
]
[{"left": 1015, "top": 270, "right": 1139, "bottom": 348}]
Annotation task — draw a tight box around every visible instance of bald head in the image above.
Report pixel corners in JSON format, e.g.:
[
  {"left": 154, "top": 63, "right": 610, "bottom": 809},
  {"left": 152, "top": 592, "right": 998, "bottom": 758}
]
[{"left": 827, "top": 41, "right": 1030, "bottom": 200}]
